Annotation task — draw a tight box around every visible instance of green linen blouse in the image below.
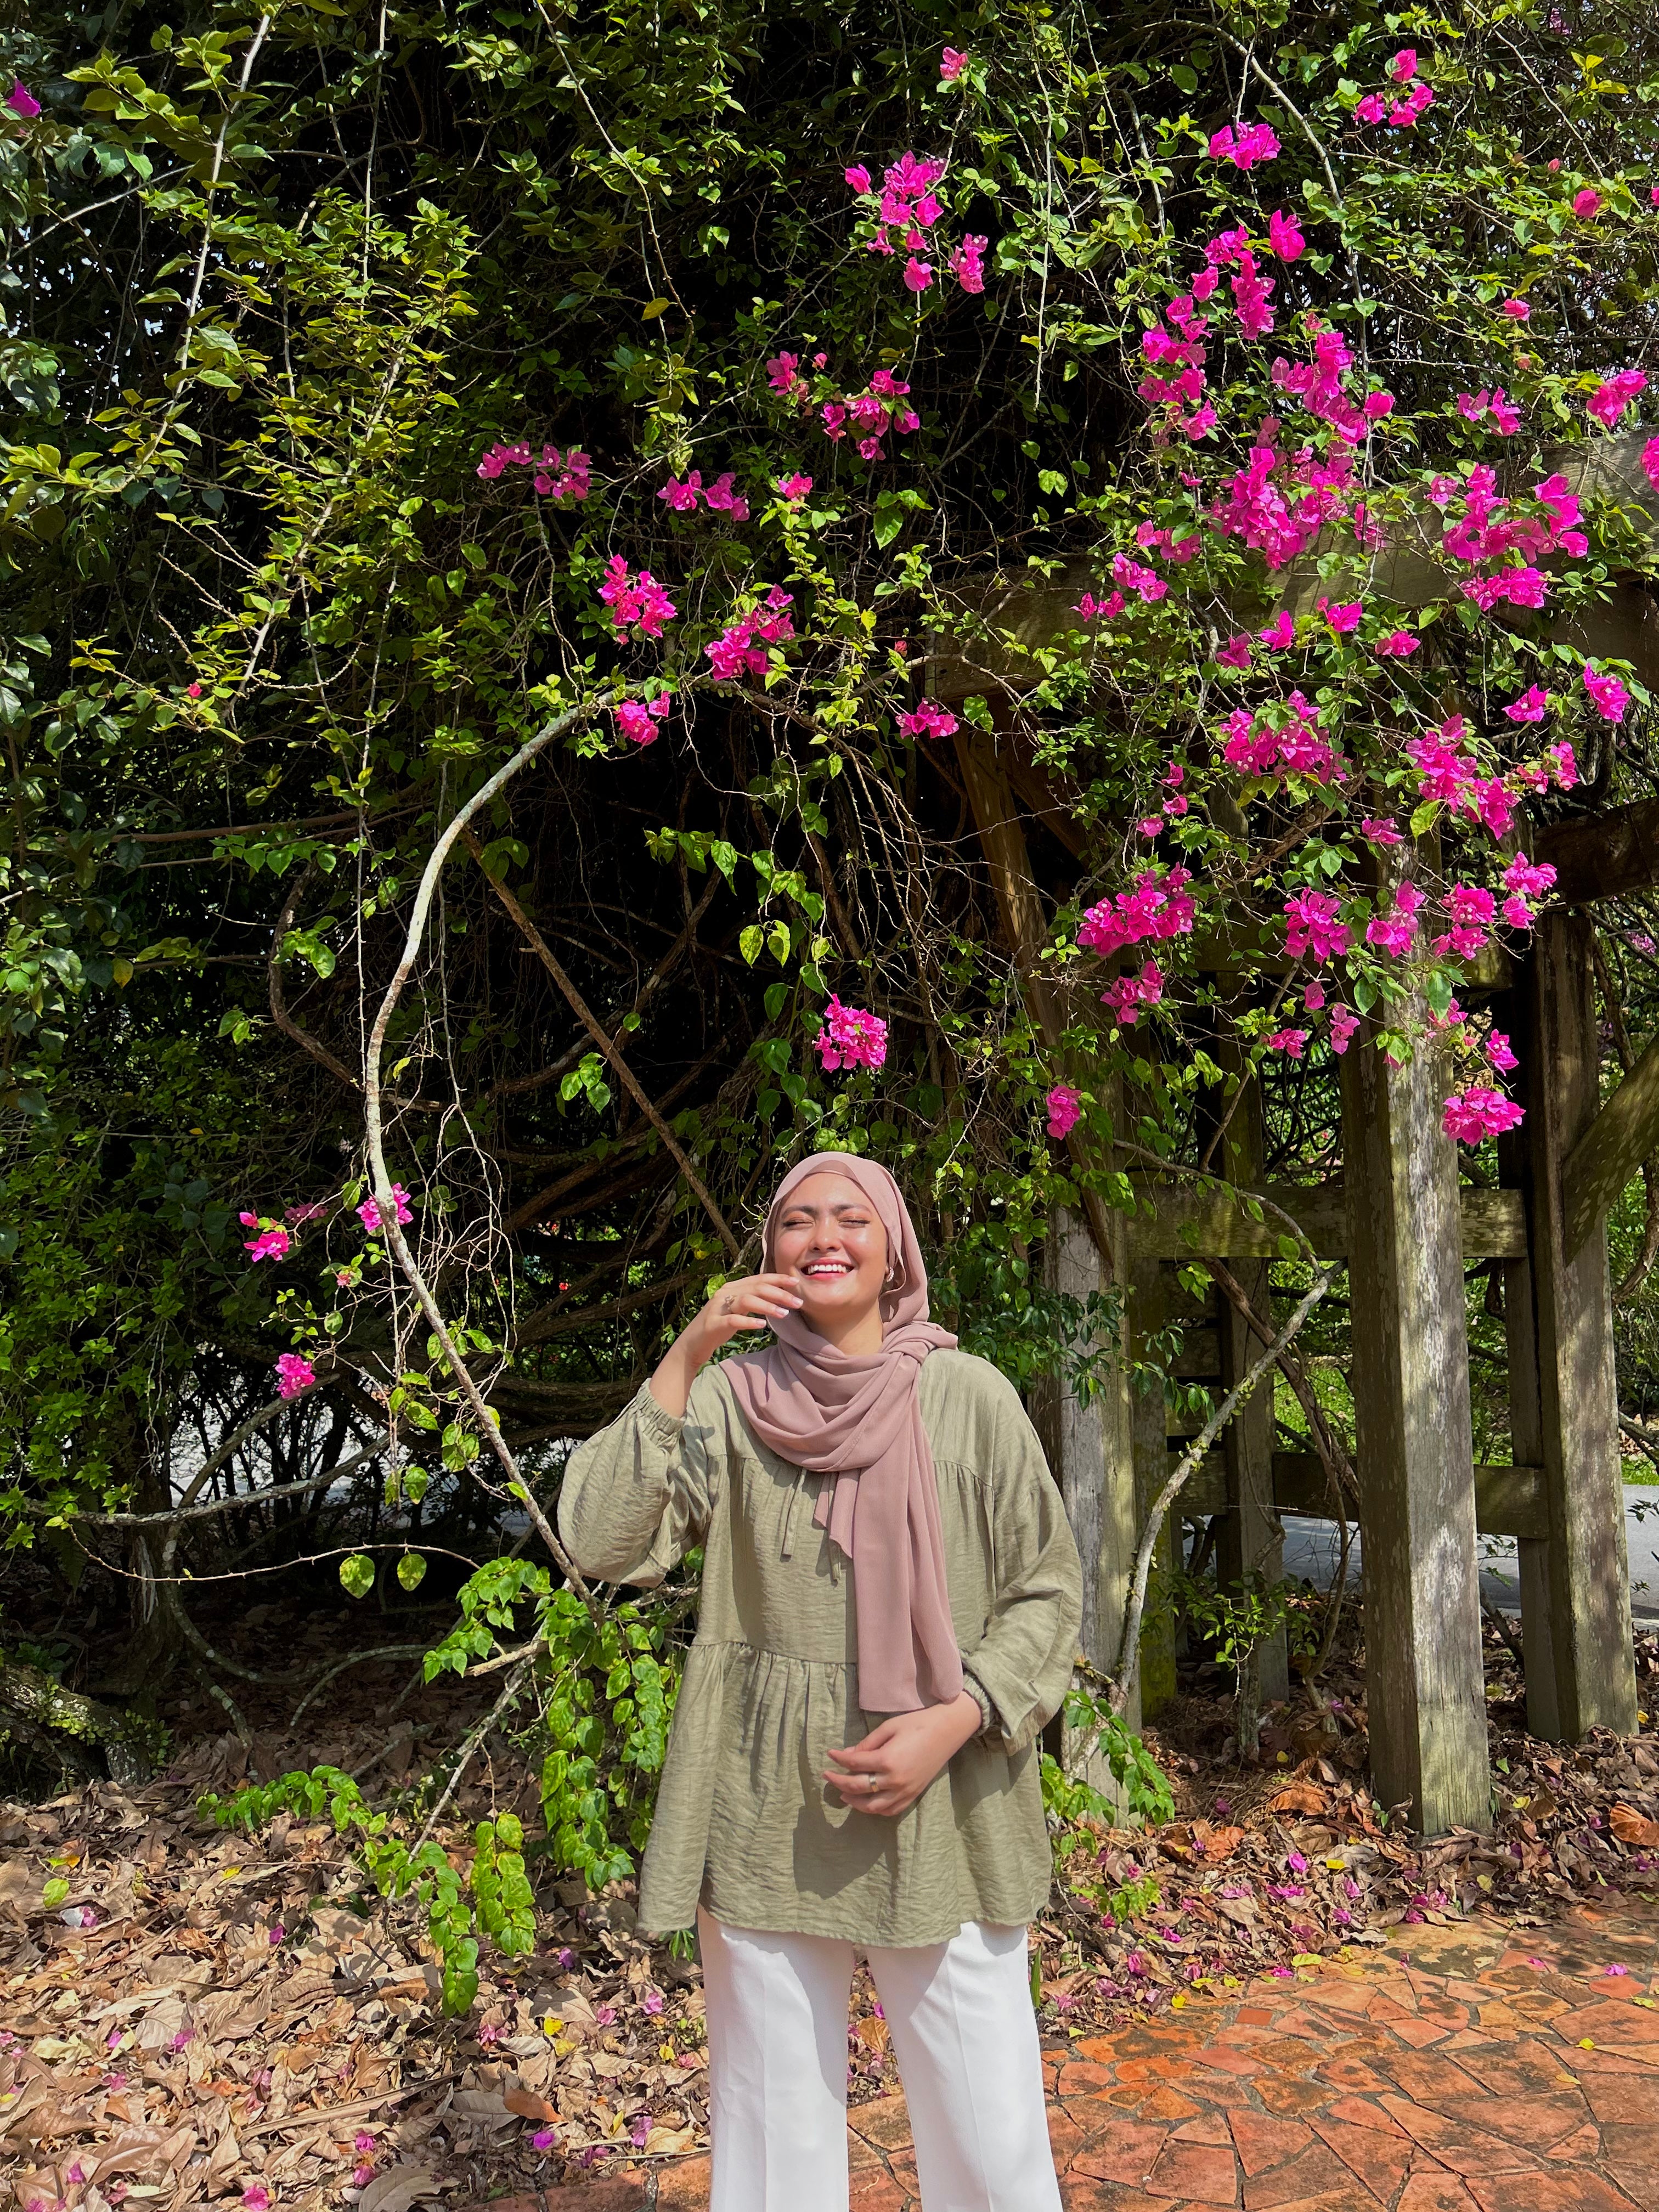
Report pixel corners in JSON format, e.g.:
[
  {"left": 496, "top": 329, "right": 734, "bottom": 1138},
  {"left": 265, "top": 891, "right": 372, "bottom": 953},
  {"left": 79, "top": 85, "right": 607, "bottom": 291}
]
[{"left": 557, "top": 1347, "right": 1084, "bottom": 1945}]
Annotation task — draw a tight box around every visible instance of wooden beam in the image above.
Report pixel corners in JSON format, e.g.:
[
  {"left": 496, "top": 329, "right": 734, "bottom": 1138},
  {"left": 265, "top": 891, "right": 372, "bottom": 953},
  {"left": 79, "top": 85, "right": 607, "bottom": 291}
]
[
  {"left": 1129, "top": 1255, "right": 1179, "bottom": 1719},
  {"left": 1561, "top": 1027, "right": 1659, "bottom": 1260},
  {"left": 1508, "top": 915, "right": 1639, "bottom": 1740},
  {"left": 1339, "top": 1005, "right": 1491, "bottom": 1835},
  {"left": 1124, "top": 1180, "right": 1526, "bottom": 1261},
  {"left": 1177, "top": 1453, "right": 1548, "bottom": 1540},
  {"left": 1534, "top": 796, "right": 1659, "bottom": 907}
]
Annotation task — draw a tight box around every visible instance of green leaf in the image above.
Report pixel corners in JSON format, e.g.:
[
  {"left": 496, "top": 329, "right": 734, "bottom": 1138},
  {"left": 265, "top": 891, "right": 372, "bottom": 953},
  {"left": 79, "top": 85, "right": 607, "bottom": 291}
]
[
  {"left": 42, "top": 1877, "right": 70, "bottom": 1908},
  {"left": 397, "top": 1551, "right": 428, "bottom": 1591},
  {"left": 738, "top": 924, "right": 764, "bottom": 965},
  {"left": 340, "top": 1554, "right": 376, "bottom": 1600}
]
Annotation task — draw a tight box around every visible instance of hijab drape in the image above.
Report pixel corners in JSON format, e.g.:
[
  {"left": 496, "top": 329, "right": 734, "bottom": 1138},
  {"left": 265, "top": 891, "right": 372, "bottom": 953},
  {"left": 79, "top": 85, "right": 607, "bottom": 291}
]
[{"left": 722, "top": 1152, "right": 963, "bottom": 1714}]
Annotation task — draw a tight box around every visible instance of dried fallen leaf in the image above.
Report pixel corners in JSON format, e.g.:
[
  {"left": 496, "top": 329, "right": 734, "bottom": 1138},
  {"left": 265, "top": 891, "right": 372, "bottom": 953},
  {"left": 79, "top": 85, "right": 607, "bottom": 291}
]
[
  {"left": 357, "top": 2163, "right": 442, "bottom": 2212},
  {"left": 1609, "top": 1803, "right": 1659, "bottom": 1848},
  {"left": 504, "top": 2085, "right": 558, "bottom": 2123},
  {"left": 1263, "top": 1784, "right": 1329, "bottom": 1817}
]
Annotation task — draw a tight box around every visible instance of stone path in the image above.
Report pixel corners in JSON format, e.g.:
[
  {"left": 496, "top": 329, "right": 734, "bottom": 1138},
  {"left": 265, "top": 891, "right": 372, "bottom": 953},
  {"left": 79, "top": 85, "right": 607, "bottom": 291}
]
[{"left": 494, "top": 1900, "right": 1659, "bottom": 2212}]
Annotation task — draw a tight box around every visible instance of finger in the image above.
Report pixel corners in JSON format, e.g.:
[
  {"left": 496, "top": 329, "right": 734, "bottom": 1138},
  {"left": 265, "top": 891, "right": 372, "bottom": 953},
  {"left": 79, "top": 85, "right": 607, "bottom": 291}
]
[
  {"left": 824, "top": 1743, "right": 876, "bottom": 1770},
  {"left": 859, "top": 1719, "right": 901, "bottom": 1749}
]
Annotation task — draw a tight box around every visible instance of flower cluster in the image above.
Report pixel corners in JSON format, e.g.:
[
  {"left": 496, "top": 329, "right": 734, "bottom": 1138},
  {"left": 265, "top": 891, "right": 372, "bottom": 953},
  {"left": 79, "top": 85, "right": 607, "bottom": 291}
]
[
  {"left": 657, "top": 469, "right": 749, "bottom": 520},
  {"left": 476, "top": 441, "right": 590, "bottom": 499},
  {"left": 1207, "top": 122, "right": 1280, "bottom": 169},
  {"left": 1443, "top": 1088, "right": 1525, "bottom": 1144},
  {"left": 1076, "top": 866, "right": 1195, "bottom": 958},
  {"left": 814, "top": 997, "right": 888, "bottom": 1073},
  {"left": 1588, "top": 369, "right": 1646, "bottom": 427},
  {"left": 1583, "top": 663, "right": 1630, "bottom": 723},
  {"left": 240, "top": 1212, "right": 290, "bottom": 1264},
  {"left": 1283, "top": 889, "right": 1351, "bottom": 964},
  {"left": 1432, "top": 466, "right": 1585, "bottom": 609},
  {"left": 1457, "top": 387, "right": 1522, "bottom": 436},
  {"left": 898, "top": 699, "right": 958, "bottom": 740},
  {"left": 1365, "top": 881, "right": 1424, "bottom": 958},
  {"left": 615, "top": 693, "right": 670, "bottom": 746},
  {"left": 1103, "top": 957, "right": 1164, "bottom": 1025},
  {"left": 6, "top": 78, "right": 41, "bottom": 119},
  {"left": 706, "top": 588, "right": 794, "bottom": 679},
  {"left": 599, "top": 557, "right": 677, "bottom": 640},
  {"left": 1045, "top": 1085, "right": 1082, "bottom": 1140},
  {"left": 1355, "top": 50, "right": 1434, "bottom": 128},
  {"left": 1220, "top": 692, "right": 1339, "bottom": 783},
  {"left": 275, "top": 1352, "right": 316, "bottom": 1399},
  {"left": 821, "top": 369, "right": 922, "bottom": 461},
  {"left": 846, "top": 150, "right": 950, "bottom": 292},
  {"left": 358, "top": 1183, "right": 413, "bottom": 1233}
]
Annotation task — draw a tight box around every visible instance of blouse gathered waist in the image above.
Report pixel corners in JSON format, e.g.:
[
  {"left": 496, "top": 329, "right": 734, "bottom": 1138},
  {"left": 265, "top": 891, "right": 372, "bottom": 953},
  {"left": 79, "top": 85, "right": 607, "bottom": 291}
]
[{"left": 557, "top": 1348, "right": 1083, "bottom": 1945}]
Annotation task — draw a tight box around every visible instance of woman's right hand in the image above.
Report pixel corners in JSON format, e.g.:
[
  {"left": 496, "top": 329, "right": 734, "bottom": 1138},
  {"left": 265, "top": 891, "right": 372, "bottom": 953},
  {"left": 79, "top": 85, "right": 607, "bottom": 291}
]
[{"left": 648, "top": 1273, "right": 804, "bottom": 1417}]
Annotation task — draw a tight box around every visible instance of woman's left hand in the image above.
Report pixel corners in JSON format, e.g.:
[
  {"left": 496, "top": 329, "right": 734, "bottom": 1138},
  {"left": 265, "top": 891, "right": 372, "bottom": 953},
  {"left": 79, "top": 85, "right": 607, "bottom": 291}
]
[{"left": 824, "top": 1692, "right": 984, "bottom": 1818}]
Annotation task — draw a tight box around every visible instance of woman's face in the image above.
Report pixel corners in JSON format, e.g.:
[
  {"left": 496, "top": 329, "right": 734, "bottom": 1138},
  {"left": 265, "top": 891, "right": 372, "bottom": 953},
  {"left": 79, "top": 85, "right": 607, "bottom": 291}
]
[{"left": 771, "top": 1173, "right": 889, "bottom": 1334}]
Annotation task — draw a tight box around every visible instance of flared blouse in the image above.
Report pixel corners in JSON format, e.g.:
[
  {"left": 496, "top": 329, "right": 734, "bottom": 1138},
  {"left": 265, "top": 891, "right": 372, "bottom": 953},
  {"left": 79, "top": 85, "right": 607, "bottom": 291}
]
[{"left": 557, "top": 1349, "right": 1082, "bottom": 1945}]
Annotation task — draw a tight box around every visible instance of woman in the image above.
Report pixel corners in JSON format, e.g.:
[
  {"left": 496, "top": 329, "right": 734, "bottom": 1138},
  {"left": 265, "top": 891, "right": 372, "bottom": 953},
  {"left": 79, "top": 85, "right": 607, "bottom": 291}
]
[{"left": 560, "top": 1151, "right": 1082, "bottom": 2211}]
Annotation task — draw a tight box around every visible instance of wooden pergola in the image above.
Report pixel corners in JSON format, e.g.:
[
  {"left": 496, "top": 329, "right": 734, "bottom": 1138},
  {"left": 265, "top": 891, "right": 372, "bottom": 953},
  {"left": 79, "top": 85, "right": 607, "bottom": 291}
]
[{"left": 932, "top": 469, "right": 1659, "bottom": 1834}]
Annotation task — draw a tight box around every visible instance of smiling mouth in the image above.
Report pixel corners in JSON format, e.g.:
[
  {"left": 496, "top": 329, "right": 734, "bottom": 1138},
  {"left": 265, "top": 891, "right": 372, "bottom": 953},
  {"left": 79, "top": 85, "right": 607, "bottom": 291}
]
[{"left": 802, "top": 1261, "right": 854, "bottom": 1278}]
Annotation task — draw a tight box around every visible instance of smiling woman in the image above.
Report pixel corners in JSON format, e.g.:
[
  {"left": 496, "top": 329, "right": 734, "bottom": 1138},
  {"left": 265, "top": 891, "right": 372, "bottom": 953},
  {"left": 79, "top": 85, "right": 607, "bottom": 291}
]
[{"left": 558, "top": 1150, "right": 1082, "bottom": 2212}]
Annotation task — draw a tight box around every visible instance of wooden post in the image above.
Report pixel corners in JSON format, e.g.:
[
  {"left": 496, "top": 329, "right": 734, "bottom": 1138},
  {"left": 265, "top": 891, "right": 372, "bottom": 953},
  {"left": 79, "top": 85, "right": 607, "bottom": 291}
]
[
  {"left": 1033, "top": 1204, "right": 1141, "bottom": 1757},
  {"left": 1129, "top": 1255, "right": 1178, "bottom": 1717},
  {"left": 1506, "top": 916, "right": 1639, "bottom": 1740},
  {"left": 1339, "top": 1015, "right": 1492, "bottom": 1834},
  {"left": 1211, "top": 1060, "right": 1289, "bottom": 1703}
]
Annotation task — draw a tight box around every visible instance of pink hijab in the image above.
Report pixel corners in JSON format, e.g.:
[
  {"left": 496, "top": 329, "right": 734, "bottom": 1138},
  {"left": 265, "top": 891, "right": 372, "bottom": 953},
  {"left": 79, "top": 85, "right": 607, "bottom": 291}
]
[{"left": 722, "top": 1152, "right": 964, "bottom": 1714}]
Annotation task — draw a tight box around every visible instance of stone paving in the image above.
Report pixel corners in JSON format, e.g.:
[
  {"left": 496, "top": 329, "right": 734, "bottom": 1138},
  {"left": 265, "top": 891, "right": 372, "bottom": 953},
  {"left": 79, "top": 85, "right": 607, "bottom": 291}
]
[{"left": 496, "top": 1900, "right": 1659, "bottom": 2212}]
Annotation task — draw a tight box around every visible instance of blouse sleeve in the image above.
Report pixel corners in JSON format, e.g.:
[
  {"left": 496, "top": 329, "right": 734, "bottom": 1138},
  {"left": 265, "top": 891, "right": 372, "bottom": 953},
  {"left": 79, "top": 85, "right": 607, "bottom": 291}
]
[
  {"left": 960, "top": 1376, "right": 1084, "bottom": 1755},
  {"left": 556, "top": 1377, "right": 718, "bottom": 1587}
]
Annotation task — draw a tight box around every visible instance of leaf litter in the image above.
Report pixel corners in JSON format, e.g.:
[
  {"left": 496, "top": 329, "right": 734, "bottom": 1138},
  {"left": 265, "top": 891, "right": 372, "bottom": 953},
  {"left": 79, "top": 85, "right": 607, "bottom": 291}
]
[{"left": 3, "top": 1622, "right": 1658, "bottom": 2206}]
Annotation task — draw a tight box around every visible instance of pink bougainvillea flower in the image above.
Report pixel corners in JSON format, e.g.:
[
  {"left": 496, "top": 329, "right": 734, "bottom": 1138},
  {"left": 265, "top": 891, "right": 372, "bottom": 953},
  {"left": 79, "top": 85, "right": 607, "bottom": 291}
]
[
  {"left": 898, "top": 699, "right": 958, "bottom": 740},
  {"left": 1283, "top": 888, "right": 1350, "bottom": 964},
  {"left": 1318, "top": 597, "right": 1363, "bottom": 633},
  {"left": 1329, "top": 1005, "right": 1361, "bottom": 1054},
  {"left": 1588, "top": 369, "right": 1647, "bottom": 426},
  {"left": 1387, "top": 81, "right": 1434, "bottom": 127},
  {"left": 844, "top": 165, "right": 872, "bottom": 193},
  {"left": 1102, "top": 957, "right": 1165, "bottom": 1026},
  {"left": 707, "top": 586, "right": 795, "bottom": 679},
  {"left": 1583, "top": 663, "right": 1630, "bottom": 722},
  {"left": 902, "top": 255, "right": 933, "bottom": 292},
  {"left": 275, "top": 1353, "right": 315, "bottom": 1400},
  {"left": 1355, "top": 92, "right": 1387, "bottom": 124},
  {"left": 815, "top": 996, "right": 888, "bottom": 1073},
  {"left": 1208, "top": 121, "right": 1280, "bottom": 168},
  {"left": 1111, "top": 551, "right": 1167, "bottom": 603},
  {"left": 1361, "top": 817, "right": 1404, "bottom": 845},
  {"left": 242, "top": 2189, "right": 272, "bottom": 2212},
  {"left": 1503, "top": 684, "right": 1549, "bottom": 721},
  {"left": 1443, "top": 1087, "right": 1525, "bottom": 1143},
  {"left": 1258, "top": 607, "right": 1296, "bottom": 650},
  {"left": 703, "top": 471, "right": 749, "bottom": 518},
  {"left": 1504, "top": 854, "right": 1558, "bottom": 901},
  {"left": 1077, "top": 867, "right": 1194, "bottom": 959},
  {"left": 766, "top": 351, "right": 804, "bottom": 397},
  {"left": 1487, "top": 1032, "right": 1520, "bottom": 1073},
  {"left": 1045, "top": 1085, "right": 1082, "bottom": 1140},
  {"left": 1304, "top": 980, "right": 1327, "bottom": 1012},
  {"left": 950, "top": 234, "right": 988, "bottom": 292},
  {"left": 240, "top": 1214, "right": 291, "bottom": 1265},
  {"left": 657, "top": 471, "right": 702, "bottom": 512},
  {"left": 532, "top": 2128, "right": 559, "bottom": 2151},
  {"left": 598, "top": 555, "right": 676, "bottom": 639},
  {"left": 1390, "top": 47, "right": 1418, "bottom": 81},
  {"left": 357, "top": 1182, "right": 413, "bottom": 1233},
  {"left": 1500, "top": 296, "right": 1531, "bottom": 320},
  {"left": 1572, "top": 187, "right": 1604, "bottom": 218},
  {"left": 776, "top": 472, "right": 813, "bottom": 501},
  {"left": 1365, "top": 880, "right": 1424, "bottom": 958},
  {"left": 1263, "top": 1028, "right": 1310, "bottom": 1057},
  {"left": 614, "top": 693, "right": 671, "bottom": 746},
  {"left": 1643, "top": 436, "right": 1659, "bottom": 493},
  {"left": 1215, "top": 633, "right": 1253, "bottom": 669},
  {"left": 642, "top": 1988, "right": 665, "bottom": 2015},
  {"left": 940, "top": 47, "right": 968, "bottom": 79},
  {"left": 1267, "top": 210, "right": 1305, "bottom": 261},
  {"left": 7, "top": 80, "right": 42, "bottom": 119},
  {"left": 1373, "top": 629, "right": 1420, "bottom": 657}
]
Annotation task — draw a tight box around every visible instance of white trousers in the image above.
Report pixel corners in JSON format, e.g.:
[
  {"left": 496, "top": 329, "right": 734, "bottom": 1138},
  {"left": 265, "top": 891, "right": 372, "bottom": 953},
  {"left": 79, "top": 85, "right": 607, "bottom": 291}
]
[{"left": 698, "top": 1909, "right": 1063, "bottom": 2212}]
